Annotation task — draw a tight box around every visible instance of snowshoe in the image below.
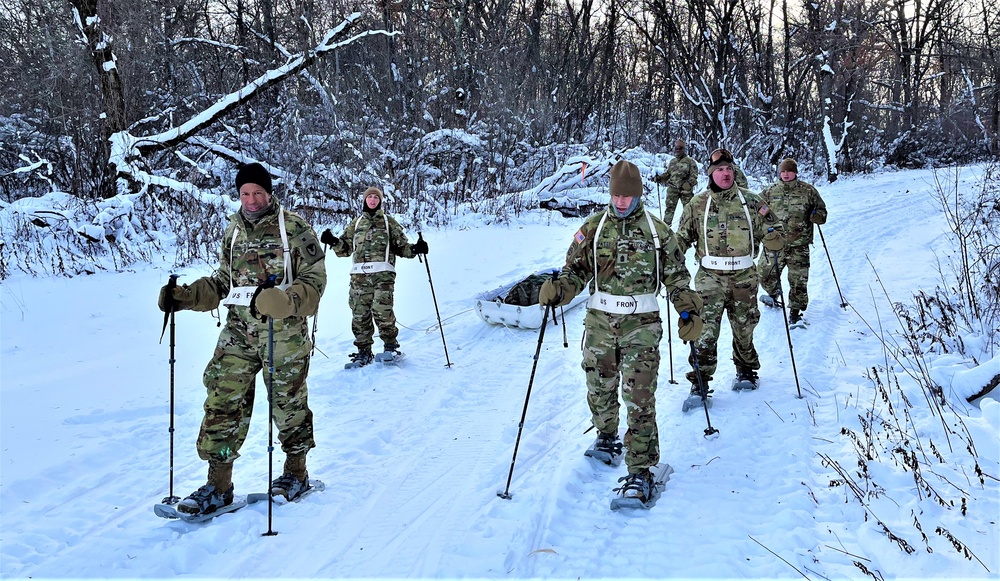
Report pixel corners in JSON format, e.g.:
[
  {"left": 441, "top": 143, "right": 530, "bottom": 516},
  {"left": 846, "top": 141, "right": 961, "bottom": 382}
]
[
  {"left": 584, "top": 432, "right": 624, "bottom": 467},
  {"left": 681, "top": 384, "right": 713, "bottom": 412},
  {"left": 155, "top": 483, "right": 243, "bottom": 522},
  {"left": 732, "top": 367, "right": 760, "bottom": 391},
  {"left": 375, "top": 347, "right": 405, "bottom": 365},
  {"left": 247, "top": 477, "right": 325, "bottom": 505},
  {"left": 759, "top": 294, "right": 780, "bottom": 309},
  {"left": 154, "top": 495, "right": 247, "bottom": 523},
  {"left": 344, "top": 349, "right": 374, "bottom": 369},
  {"left": 610, "top": 465, "right": 674, "bottom": 511}
]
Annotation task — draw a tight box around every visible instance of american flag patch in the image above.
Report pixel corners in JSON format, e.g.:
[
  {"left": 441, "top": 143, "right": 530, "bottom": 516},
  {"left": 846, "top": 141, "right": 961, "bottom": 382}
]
[
  {"left": 759, "top": 204, "right": 769, "bottom": 216},
  {"left": 574, "top": 230, "right": 586, "bottom": 244}
]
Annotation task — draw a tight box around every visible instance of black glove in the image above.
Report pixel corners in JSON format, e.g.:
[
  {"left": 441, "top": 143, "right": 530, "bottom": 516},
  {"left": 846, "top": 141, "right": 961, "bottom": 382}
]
[
  {"left": 320, "top": 229, "right": 339, "bottom": 246},
  {"left": 411, "top": 238, "right": 429, "bottom": 255}
]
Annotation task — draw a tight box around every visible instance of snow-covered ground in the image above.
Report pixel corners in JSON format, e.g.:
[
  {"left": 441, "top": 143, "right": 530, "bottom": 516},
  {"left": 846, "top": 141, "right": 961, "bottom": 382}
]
[{"left": 2, "top": 167, "right": 997, "bottom": 579}]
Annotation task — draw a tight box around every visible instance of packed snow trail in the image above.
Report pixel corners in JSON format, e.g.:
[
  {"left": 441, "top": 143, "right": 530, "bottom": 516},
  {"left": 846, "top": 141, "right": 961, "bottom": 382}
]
[{"left": 1, "top": 169, "right": 995, "bottom": 579}]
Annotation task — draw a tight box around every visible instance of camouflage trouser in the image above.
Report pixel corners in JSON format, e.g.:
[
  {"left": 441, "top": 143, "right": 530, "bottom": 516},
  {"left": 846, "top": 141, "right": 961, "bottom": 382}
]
[
  {"left": 686, "top": 267, "right": 761, "bottom": 385},
  {"left": 348, "top": 271, "right": 399, "bottom": 350},
  {"left": 199, "top": 309, "right": 316, "bottom": 464},
  {"left": 582, "top": 309, "right": 662, "bottom": 473},
  {"left": 663, "top": 187, "right": 694, "bottom": 222},
  {"left": 758, "top": 244, "right": 811, "bottom": 312}
]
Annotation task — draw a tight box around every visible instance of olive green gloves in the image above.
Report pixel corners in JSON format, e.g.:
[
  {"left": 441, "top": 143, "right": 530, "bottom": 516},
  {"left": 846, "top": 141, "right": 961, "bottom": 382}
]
[
  {"left": 158, "top": 284, "right": 185, "bottom": 313},
  {"left": 672, "top": 289, "right": 704, "bottom": 342},
  {"left": 157, "top": 278, "right": 221, "bottom": 313},
  {"left": 762, "top": 228, "right": 785, "bottom": 251},
  {"left": 254, "top": 287, "right": 296, "bottom": 319},
  {"left": 538, "top": 278, "right": 577, "bottom": 307}
]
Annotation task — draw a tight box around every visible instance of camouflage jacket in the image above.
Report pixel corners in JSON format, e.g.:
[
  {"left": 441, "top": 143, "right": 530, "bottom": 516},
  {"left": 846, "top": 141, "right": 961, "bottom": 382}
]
[
  {"left": 665, "top": 154, "right": 699, "bottom": 192},
  {"left": 676, "top": 185, "right": 775, "bottom": 264},
  {"left": 559, "top": 200, "right": 693, "bottom": 302},
  {"left": 185, "top": 200, "right": 327, "bottom": 317},
  {"left": 759, "top": 179, "right": 827, "bottom": 247},
  {"left": 733, "top": 165, "right": 750, "bottom": 189},
  {"left": 330, "top": 208, "right": 415, "bottom": 267}
]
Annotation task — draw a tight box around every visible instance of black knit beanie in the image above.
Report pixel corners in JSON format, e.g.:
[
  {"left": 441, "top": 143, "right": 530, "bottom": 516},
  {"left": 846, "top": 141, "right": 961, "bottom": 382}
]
[{"left": 235, "top": 162, "right": 273, "bottom": 194}]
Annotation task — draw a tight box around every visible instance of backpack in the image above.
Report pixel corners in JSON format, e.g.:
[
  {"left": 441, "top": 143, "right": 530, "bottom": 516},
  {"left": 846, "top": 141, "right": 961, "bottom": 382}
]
[{"left": 503, "top": 273, "right": 554, "bottom": 306}]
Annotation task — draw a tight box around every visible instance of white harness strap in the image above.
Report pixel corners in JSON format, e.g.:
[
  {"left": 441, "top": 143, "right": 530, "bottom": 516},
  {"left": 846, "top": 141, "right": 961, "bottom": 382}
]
[
  {"left": 223, "top": 207, "right": 293, "bottom": 306},
  {"left": 586, "top": 209, "right": 661, "bottom": 315},
  {"left": 350, "top": 213, "right": 395, "bottom": 274},
  {"left": 700, "top": 190, "right": 755, "bottom": 271},
  {"left": 644, "top": 210, "right": 661, "bottom": 295}
]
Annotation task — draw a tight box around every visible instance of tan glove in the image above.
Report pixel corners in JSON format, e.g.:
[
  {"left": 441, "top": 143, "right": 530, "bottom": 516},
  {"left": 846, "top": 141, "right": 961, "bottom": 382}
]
[
  {"left": 653, "top": 172, "right": 669, "bottom": 185},
  {"left": 672, "top": 289, "right": 703, "bottom": 316},
  {"left": 255, "top": 287, "right": 296, "bottom": 319},
  {"left": 158, "top": 284, "right": 194, "bottom": 312},
  {"left": 763, "top": 228, "right": 784, "bottom": 251},
  {"left": 677, "top": 313, "right": 704, "bottom": 342},
  {"left": 810, "top": 211, "right": 826, "bottom": 225},
  {"left": 538, "top": 278, "right": 576, "bottom": 307}
]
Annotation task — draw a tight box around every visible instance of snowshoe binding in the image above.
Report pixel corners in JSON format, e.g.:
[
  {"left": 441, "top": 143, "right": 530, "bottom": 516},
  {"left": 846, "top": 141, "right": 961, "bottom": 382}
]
[
  {"left": 374, "top": 345, "right": 405, "bottom": 365},
  {"left": 344, "top": 349, "right": 374, "bottom": 369},
  {"left": 584, "top": 431, "right": 624, "bottom": 467},
  {"left": 154, "top": 483, "right": 246, "bottom": 523},
  {"left": 176, "top": 483, "right": 234, "bottom": 514},
  {"left": 682, "top": 383, "right": 713, "bottom": 412},
  {"left": 610, "top": 465, "right": 674, "bottom": 511},
  {"left": 732, "top": 367, "right": 760, "bottom": 391},
  {"left": 759, "top": 294, "right": 781, "bottom": 309},
  {"left": 246, "top": 478, "right": 325, "bottom": 506},
  {"left": 270, "top": 472, "right": 309, "bottom": 501},
  {"left": 789, "top": 309, "right": 807, "bottom": 330}
]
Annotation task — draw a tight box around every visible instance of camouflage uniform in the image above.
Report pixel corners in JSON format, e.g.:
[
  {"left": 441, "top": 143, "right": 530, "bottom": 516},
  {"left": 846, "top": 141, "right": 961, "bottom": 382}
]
[
  {"left": 733, "top": 165, "right": 750, "bottom": 189},
  {"left": 329, "top": 207, "right": 415, "bottom": 350},
  {"left": 659, "top": 154, "right": 699, "bottom": 221},
  {"left": 180, "top": 200, "right": 326, "bottom": 464},
  {"left": 676, "top": 184, "right": 775, "bottom": 384},
  {"left": 757, "top": 179, "right": 828, "bottom": 312},
  {"left": 557, "top": 199, "right": 694, "bottom": 474}
]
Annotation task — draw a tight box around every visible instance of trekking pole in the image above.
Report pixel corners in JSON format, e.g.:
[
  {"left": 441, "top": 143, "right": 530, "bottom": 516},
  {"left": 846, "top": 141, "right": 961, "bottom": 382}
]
[
  {"left": 251, "top": 275, "right": 280, "bottom": 536},
  {"left": 559, "top": 306, "right": 568, "bottom": 348},
  {"left": 499, "top": 302, "right": 554, "bottom": 499},
  {"left": 261, "top": 313, "right": 279, "bottom": 536},
  {"left": 772, "top": 250, "right": 803, "bottom": 399},
  {"left": 665, "top": 305, "right": 677, "bottom": 384},
  {"left": 682, "top": 312, "right": 718, "bottom": 438},
  {"left": 656, "top": 182, "right": 664, "bottom": 221},
  {"left": 417, "top": 232, "right": 453, "bottom": 367},
  {"left": 817, "top": 225, "right": 848, "bottom": 308},
  {"left": 159, "top": 274, "right": 181, "bottom": 505}
]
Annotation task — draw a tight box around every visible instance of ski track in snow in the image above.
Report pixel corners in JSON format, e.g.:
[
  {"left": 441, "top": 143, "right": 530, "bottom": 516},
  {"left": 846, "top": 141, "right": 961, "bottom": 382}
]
[{"left": 2, "top": 169, "right": 997, "bottom": 578}]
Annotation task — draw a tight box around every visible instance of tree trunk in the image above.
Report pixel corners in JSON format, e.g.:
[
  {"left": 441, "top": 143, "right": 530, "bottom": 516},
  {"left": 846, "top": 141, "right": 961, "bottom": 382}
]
[{"left": 68, "top": 0, "right": 126, "bottom": 198}]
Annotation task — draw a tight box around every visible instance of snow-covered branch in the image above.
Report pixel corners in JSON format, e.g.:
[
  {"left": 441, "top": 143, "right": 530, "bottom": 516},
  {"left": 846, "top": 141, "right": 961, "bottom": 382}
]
[{"left": 107, "top": 14, "right": 388, "bottom": 195}]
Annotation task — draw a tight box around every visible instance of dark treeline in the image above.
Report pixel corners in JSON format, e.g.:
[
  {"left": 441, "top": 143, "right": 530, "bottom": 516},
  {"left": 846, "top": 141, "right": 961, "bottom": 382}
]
[{"left": 1, "top": 0, "right": 998, "bottom": 213}]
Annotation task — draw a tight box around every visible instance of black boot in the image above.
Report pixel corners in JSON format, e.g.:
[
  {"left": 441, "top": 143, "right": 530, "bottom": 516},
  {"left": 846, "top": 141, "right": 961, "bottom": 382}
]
[{"left": 346, "top": 348, "right": 374, "bottom": 368}]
